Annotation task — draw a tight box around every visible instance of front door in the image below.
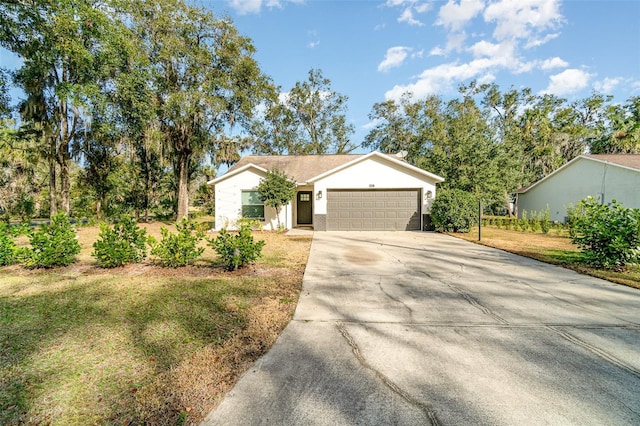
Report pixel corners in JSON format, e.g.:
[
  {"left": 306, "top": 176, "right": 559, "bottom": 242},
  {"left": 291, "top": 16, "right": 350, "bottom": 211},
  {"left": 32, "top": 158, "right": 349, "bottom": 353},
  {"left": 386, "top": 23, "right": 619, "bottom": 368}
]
[{"left": 296, "top": 191, "right": 313, "bottom": 225}]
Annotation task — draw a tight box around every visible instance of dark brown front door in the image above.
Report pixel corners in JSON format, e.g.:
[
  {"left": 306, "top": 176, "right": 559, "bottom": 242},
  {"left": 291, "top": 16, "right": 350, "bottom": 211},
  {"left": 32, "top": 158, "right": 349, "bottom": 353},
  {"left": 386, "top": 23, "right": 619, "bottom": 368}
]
[{"left": 297, "top": 191, "right": 313, "bottom": 225}]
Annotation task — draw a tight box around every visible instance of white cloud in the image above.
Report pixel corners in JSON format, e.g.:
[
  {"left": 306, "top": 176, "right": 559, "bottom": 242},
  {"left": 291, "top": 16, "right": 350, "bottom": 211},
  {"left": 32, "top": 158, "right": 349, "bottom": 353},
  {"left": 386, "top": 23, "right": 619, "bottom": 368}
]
[
  {"left": 227, "top": 0, "right": 303, "bottom": 15},
  {"left": 385, "top": 59, "right": 496, "bottom": 100},
  {"left": 429, "top": 46, "right": 445, "bottom": 56},
  {"left": 484, "top": 0, "right": 563, "bottom": 45},
  {"left": 445, "top": 32, "right": 468, "bottom": 52},
  {"left": 542, "top": 68, "right": 593, "bottom": 96},
  {"left": 540, "top": 56, "right": 568, "bottom": 70},
  {"left": 387, "top": 1, "right": 432, "bottom": 26},
  {"left": 524, "top": 32, "right": 560, "bottom": 48},
  {"left": 378, "top": 46, "right": 413, "bottom": 72},
  {"left": 398, "top": 7, "right": 424, "bottom": 26},
  {"left": 307, "top": 40, "right": 320, "bottom": 48},
  {"left": 228, "top": 0, "right": 262, "bottom": 14},
  {"left": 436, "top": 0, "right": 485, "bottom": 32},
  {"left": 594, "top": 77, "right": 622, "bottom": 94}
]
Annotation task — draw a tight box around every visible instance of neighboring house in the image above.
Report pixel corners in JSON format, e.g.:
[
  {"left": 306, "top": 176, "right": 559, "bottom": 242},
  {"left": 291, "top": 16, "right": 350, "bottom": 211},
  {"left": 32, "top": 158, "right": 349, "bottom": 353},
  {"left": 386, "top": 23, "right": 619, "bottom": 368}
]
[
  {"left": 517, "top": 154, "right": 640, "bottom": 223},
  {"left": 208, "top": 151, "right": 444, "bottom": 231}
]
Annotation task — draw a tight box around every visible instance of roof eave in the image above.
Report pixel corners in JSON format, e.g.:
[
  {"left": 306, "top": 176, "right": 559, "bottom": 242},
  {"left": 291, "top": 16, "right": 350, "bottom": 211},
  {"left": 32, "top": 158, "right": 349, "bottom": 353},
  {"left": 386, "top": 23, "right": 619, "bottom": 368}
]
[
  {"left": 307, "top": 151, "right": 445, "bottom": 183},
  {"left": 207, "top": 163, "right": 268, "bottom": 185}
]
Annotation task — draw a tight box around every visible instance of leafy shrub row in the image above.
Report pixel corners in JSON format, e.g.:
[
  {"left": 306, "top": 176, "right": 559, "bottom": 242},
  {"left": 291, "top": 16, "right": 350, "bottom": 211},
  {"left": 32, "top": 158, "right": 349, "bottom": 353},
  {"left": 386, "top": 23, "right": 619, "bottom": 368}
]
[
  {"left": 483, "top": 208, "right": 555, "bottom": 234},
  {"left": 1, "top": 215, "right": 266, "bottom": 270}
]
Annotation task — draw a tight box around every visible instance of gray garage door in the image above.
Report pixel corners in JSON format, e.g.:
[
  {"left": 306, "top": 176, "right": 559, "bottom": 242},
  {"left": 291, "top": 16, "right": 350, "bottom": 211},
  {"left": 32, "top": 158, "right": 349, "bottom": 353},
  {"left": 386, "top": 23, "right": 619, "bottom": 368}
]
[{"left": 327, "top": 189, "right": 421, "bottom": 231}]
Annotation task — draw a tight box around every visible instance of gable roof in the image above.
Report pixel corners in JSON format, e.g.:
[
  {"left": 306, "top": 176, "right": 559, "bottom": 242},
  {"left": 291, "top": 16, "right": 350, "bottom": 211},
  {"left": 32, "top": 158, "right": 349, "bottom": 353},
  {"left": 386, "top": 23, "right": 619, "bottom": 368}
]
[
  {"left": 209, "top": 151, "right": 444, "bottom": 185},
  {"left": 517, "top": 154, "right": 640, "bottom": 194}
]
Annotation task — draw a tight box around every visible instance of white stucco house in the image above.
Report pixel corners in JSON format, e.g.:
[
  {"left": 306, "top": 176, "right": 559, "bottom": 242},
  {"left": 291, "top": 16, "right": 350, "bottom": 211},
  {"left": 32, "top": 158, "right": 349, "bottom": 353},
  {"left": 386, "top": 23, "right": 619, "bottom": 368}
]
[
  {"left": 208, "top": 151, "right": 444, "bottom": 231},
  {"left": 516, "top": 154, "right": 640, "bottom": 223}
]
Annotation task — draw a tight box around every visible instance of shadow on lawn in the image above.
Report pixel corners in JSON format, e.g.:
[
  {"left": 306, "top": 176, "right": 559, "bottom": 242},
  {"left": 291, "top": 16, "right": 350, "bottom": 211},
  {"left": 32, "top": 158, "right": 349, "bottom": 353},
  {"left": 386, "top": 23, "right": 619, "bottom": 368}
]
[{"left": 0, "top": 272, "right": 267, "bottom": 425}]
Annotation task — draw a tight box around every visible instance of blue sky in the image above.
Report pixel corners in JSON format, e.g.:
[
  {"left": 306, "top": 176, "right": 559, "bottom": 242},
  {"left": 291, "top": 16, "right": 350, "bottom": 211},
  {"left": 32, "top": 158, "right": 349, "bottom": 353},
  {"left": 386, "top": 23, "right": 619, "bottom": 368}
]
[
  {"left": 203, "top": 0, "right": 640, "bottom": 148},
  {"left": 2, "top": 0, "right": 639, "bottom": 150}
]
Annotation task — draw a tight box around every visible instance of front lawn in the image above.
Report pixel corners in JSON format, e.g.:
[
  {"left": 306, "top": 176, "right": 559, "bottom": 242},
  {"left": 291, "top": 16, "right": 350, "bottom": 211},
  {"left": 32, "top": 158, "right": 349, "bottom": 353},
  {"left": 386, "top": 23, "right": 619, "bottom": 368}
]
[
  {"left": 452, "top": 226, "right": 640, "bottom": 289},
  {"left": 0, "top": 223, "right": 312, "bottom": 425}
]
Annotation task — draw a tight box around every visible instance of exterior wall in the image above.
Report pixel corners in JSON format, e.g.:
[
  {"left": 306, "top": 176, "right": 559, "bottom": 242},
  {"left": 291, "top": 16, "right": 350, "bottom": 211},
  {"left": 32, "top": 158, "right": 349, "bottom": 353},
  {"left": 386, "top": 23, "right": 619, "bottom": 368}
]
[
  {"left": 313, "top": 156, "right": 438, "bottom": 219},
  {"left": 518, "top": 158, "right": 640, "bottom": 223},
  {"left": 214, "top": 169, "right": 292, "bottom": 231}
]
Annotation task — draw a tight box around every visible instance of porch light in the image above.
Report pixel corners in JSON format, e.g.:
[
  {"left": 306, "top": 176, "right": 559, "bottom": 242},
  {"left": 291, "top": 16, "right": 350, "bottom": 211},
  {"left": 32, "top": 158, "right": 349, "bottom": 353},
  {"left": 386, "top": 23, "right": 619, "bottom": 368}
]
[
  {"left": 317, "top": 190, "right": 322, "bottom": 199},
  {"left": 426, "top": 190, "right": 433, "bottom": 199}
]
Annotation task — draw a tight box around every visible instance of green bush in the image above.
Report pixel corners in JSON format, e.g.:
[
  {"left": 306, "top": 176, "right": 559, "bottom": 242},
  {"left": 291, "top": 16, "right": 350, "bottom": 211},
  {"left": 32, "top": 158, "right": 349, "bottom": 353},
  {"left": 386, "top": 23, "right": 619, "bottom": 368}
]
[
  {"left": 210, "top": 223, "right": 265, "bottom": 271},
  {"left": 431, "top": 189, "right": 477, "bottom": 233},
  {"left": 148, "top": 219, "right": 205, "bottom": 267},
  {"left": 17, "top": 212, "right": 81, "bottom": 268},
  {"left": 540, "top": 207, "right": 551, "bottom": 234},
  {"left": 0, "top": 223, "right": 16, "bottom": 266},
  {"left": 92, "top": 215, "right": 148, "bottom": 268},
  {"left": 569, "top": 197, "right": 640, "bottom": 269}
]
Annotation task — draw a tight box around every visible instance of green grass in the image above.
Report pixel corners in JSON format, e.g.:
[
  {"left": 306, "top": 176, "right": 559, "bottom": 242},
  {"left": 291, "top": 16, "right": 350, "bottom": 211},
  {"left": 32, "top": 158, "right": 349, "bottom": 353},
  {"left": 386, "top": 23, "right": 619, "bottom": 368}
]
[{"left": 0, "top": 228, "right": 312, "bottom": 425}]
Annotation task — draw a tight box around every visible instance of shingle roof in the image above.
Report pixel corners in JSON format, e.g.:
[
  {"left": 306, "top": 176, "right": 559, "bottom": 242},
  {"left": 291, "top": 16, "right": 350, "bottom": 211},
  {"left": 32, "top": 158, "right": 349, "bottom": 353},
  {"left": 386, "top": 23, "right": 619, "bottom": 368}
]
[
  {"left": 225, "top": 154, "right": 367, "bottom": 183},
  {"left": 583, "top": 154, "right": 640, "bottom": 171}
]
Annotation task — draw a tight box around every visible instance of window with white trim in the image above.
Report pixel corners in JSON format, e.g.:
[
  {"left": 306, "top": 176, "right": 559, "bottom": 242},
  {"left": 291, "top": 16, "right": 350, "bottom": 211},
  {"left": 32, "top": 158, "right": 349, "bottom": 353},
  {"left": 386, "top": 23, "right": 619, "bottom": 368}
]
[{"left": 241, "top": 190, "right": 264, "bottom": 220}]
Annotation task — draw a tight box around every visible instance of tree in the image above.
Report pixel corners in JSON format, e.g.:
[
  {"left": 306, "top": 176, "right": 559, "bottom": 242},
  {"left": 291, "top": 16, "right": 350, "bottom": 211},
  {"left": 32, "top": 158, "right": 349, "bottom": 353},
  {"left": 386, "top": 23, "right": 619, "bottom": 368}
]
[
  {"left": 590, "top": 96, "right": 640, "bottom": 154},
  {"left": 252, "top": 68, "right": 357, "bottom": 155},
  {"left": 1, "top": 0, "right": 131, "bottom": 217},
  {"left": 133, "top": 0, "right": 274, "bottom": 220},
  {"left": 0, "top": 68, "right": 10, "bottom": 118},
  {"left": 364, "top": 88, "right": 509, "bottom": 206},
  {"left": 256, "top": 169, "right": 297, "bottom": 229}
]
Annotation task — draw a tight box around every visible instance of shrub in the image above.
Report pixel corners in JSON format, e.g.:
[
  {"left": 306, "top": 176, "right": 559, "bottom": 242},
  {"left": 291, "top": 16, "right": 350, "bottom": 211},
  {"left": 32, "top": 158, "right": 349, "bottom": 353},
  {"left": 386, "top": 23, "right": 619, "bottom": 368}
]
[
  {"left": 569, "top": 197, "right": 640, "bottom": 269},
  {"left": 210, "top": 223, "right": 265, "bottom": 271},
  {"left": 431, "top": 189, "right": 477, "bottom": 233},
  {"left": 148, "top": 219, "right": 205, "bottom": 267},
  {"left": 17, "top": 212, "right": 81, "bottom": 268},
  {"left": 540, "top": 207, "right": 551, "bottom": 234},
  {"left": 517, "top": 211, "right": 529, "bottom": 232},
  {"left": 0, "top": 223, "right": 16, "bottom": 266},
  {"left": 529, "top": 211, "right": 541, "bottom": 233},
  {"left": 92, "top": 215, "right": 147, "bottom": 268}
]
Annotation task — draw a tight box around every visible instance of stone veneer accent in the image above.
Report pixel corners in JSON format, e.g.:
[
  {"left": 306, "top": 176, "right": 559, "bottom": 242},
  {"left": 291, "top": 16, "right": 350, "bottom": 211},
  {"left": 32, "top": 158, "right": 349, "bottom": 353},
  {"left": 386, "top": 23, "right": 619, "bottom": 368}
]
[{"left": 313, "top": 214, "right": 327, "bottom": 231}]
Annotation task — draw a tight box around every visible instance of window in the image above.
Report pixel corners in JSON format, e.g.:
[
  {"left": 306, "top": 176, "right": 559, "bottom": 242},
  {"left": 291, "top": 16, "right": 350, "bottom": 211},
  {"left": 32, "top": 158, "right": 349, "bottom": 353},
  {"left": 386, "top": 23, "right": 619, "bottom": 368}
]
[{"left": 242, "top": 191, "right": 264, "bottom": 220}]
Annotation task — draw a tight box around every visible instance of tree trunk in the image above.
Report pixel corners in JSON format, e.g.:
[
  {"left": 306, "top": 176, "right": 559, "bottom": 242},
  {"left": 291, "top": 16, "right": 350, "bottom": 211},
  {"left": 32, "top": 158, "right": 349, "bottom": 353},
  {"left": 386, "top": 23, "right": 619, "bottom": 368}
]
[
  {"left": 59, "top": 148, "right": 71, "bottom": 214},
  {"left": 95, "top": 198, "right": 102, "bottom": 220},
  {"left": 176, "top": 151, "right": 190, "bottom": 221},
  {"left": 48, "top": 153, "right": 57, "bottom": 218}
]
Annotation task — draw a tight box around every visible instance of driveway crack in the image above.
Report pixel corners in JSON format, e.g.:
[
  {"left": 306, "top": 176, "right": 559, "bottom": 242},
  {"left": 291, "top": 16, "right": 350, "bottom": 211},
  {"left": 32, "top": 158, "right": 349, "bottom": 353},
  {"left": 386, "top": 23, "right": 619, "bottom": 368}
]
[
  {"left": 547, "top": 326, "right": 640, "bottom": 379},
  {"left": 336, "top": 322, "right": 440, "bottom": 425},
  {"left": 377, "top": 276, "right": 414, "bottom": 320},
  {"left": 446, "top": 283, "right": 509, "bottom": 325}
]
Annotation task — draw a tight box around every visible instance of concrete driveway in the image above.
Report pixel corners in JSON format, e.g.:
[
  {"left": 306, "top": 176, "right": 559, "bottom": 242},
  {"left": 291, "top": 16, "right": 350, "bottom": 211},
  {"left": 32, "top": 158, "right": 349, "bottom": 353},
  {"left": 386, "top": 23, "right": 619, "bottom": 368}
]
[{"left": 203, "top": 232, "right": 640, "bottom": 425}]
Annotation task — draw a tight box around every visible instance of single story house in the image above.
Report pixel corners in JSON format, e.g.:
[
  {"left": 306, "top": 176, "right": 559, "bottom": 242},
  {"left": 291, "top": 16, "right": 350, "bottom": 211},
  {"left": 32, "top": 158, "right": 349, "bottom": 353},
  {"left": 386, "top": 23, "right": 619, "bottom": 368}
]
[
  {"left": 208, "top": 151, "right": 444, "bottom": 231},
  {"left": 516, "top": 154, "right": 640, "bottom": 222}
]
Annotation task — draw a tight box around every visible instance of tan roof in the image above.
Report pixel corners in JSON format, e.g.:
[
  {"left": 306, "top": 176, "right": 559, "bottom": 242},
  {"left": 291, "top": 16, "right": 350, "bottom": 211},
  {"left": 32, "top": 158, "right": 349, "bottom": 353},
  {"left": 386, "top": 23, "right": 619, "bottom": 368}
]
[
  {"left": 583, "top": 154, "right": 640, "bottom": 171},
  {"left": 225, "top": 154, "right": 367, "bottom": 183}
]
